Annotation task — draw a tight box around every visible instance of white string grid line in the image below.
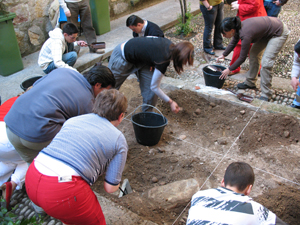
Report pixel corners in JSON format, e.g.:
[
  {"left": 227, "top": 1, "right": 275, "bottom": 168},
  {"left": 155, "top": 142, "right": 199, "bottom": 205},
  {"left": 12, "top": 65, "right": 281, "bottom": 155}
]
[
  {"left": 171, "top": 100, "right": 300, "bottom": 224},
  {"left": 120, "top": 101, "right": 300, "bottom": 224}
]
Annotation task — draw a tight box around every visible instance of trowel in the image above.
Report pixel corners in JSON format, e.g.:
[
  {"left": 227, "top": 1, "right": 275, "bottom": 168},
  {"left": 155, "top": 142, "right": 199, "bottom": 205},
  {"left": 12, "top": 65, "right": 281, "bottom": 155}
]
[
  {"left": 227, "top": 89, "right": 254, "bottom": 103},
  {"left": 206, "top": 65, "right": 223, "bottom": 72}
]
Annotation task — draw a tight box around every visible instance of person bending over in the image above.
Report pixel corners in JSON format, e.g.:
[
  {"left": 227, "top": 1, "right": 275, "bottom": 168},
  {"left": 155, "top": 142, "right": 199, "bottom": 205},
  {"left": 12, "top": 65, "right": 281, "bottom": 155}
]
[
  {"left": 217, "top": 16, "right": 289, "bottom": 101},
  {"left": 228, "top": 0, "right": 267, "bottom": 75},
  {"left": 187, "top": 162, "right": 287, "bottom": 225},
  {"left": 25, "top": 89, "right": 128, "bottom": 225},
  {"left": 126, "top": 14, "right": 164, "bottom": 38},
  {"left": 5, "top": 65, "right": 115, "bottom": 164},
  {"left": 108, "top": 36, "right": 194, "bottom": 112}
]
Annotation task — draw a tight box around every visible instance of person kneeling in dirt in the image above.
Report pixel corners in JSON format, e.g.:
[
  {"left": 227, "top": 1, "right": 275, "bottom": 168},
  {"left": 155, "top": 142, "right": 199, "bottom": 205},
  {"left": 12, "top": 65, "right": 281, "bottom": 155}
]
[
  {"left": 186, "top": 162, "right": 287, "bottom": 225},
  {"left": 25, "top": 89, "right": 128, "bottom": 225},
  {"left": 108, "top": 36, "right": 194, "bottom": 113},
  {"left": 38, "top": 22, "right": 87, "bottom": 74},
  {"left": 290, "top": 39, "right": 300, "bottom": 109}
]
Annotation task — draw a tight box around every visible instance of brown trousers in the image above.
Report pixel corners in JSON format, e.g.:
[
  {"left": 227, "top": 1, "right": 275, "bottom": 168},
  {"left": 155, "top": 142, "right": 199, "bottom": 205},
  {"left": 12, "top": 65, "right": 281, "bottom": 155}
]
[{"left": 66, "top": 0, "right": 97, "bottom": 46}]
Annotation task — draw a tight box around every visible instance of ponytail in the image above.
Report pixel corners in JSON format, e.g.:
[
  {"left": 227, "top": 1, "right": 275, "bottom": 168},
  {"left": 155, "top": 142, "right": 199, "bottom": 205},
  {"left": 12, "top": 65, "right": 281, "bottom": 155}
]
[{"left": 220, "top": 16, "right": 241, "bottom": 35}]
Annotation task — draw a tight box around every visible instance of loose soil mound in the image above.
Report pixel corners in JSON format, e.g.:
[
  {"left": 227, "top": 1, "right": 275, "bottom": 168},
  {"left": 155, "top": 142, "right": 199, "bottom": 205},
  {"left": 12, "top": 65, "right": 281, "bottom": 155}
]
[
  {"left": 93, "top": 89, "right": 300, "bottom": 225},
  {"left": 254, "top": 184, "right": 300, "bottom": 225}
]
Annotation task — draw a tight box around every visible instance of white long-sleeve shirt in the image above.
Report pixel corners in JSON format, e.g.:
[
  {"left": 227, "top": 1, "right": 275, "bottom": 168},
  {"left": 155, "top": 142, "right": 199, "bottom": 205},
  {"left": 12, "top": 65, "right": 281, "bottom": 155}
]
[
  {"left": 58, "top": 0, "right": 82, "bottom": 13},
  {"left": 291, "top": 51, "right": 300, "bottom": 78}
]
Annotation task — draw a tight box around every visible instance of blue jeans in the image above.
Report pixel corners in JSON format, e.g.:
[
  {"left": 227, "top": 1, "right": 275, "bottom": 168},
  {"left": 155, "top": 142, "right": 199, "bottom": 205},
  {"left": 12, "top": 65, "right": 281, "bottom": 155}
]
[
  {"left": 293, "top": 79, "right": 300, "bottom": 106},
  {"left": 264, "top": 1, "right": 281, "bottom": 17},
  {"left": 200, "top": 2, "right": 224, "bottom": 52},
  {"left": 43, "top": 51, "right": 77, "bottom": 74}
]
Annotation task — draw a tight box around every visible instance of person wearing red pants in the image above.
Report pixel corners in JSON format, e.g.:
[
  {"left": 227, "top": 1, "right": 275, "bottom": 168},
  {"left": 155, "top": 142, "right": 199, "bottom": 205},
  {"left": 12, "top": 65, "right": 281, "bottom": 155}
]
[
  {"left": 25, "top": 89, "right": 128, "bottom": 225},
  {"left": 229, "top": 0, "right": 267, "bottom": 75}
]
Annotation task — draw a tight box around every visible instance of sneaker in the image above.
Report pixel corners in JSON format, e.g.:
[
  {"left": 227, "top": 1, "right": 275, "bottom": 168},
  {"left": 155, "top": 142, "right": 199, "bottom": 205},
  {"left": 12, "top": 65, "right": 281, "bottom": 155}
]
[
  {"left": 237, "top": 82, "right": 256, "bottom": 89},
  {"left": 259, "top": 96, "right": 269, "bottom": 102},
  {"left": 204, "top": 50, "right": 215, "bottom": 55},
  {"left": 214, "top": 46, "right": 226, "bottom": 50},
  {"left": 290, "top": 104, "right": 300, "bottom": 109}
]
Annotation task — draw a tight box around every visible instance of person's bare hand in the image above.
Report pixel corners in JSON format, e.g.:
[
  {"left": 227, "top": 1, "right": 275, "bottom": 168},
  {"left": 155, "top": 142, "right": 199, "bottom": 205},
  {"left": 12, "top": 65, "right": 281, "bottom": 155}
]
[
  {"left": 77, "top": 40, "right": 88, "bottom": 47},
  {"left": 273, "top": 0, "right": 281, "bottom": 6},
  {"left": 150, "top": 67, "right": 153, "bottom": 72},
  {"left": 169, "top": 100, "right": 181, "bottom": 114},
  {"left": 219, "top": 68, "right": 230, "bottom": 80},
  {"left": 291, "top": 77, "right": 299, "bottom": 91},
  {"left": 65, "top": 10, "right": 71, "bottom": 17},
  {"left": 231, "top": 1, "right": 239, "bottom": 10},
  {"left": 216, "top": 55, "right": 225, "bottom": 63}
]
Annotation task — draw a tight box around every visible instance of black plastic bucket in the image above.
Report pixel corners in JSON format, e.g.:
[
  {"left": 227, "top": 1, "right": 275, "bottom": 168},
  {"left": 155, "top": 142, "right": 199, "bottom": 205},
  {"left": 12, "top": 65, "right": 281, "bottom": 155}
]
[
  {"left": 131, "top": 105, "right": 168, "bottom": 146},
  {"left": 20, "top": 76, "right": 43, "bottom": 91},
  {"left": 203, "top": 65, "right": 226, "bottom": 89}
]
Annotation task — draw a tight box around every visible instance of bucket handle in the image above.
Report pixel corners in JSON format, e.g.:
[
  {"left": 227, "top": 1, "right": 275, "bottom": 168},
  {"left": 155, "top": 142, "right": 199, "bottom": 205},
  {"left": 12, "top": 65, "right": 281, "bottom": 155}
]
[{"left": 132, "top": 104, "right": 167, "bottom": 123}]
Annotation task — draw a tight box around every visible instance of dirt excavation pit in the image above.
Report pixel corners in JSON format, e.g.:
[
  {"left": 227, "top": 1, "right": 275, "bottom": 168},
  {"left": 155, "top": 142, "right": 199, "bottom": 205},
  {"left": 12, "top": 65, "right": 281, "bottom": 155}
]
[{"left": 92, "top": 79, "right": 300, "bottom": 225}]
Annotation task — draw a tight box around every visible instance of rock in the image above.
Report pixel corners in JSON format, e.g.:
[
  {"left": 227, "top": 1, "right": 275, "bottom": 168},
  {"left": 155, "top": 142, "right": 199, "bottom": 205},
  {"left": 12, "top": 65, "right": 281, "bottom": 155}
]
[
  {"left": 217, "top": 137, "right": 227, "bottom": 145},
  {"left": 10, "top": 199, "right": 18, "bottom": 207},
  {"left": 152, "top": 177, "right": 158, "bottom": 183},
  {"left": 195, "top": 86, "right": 200, "bottom": 90},
  {"left": 209, "top": 102, "right": 216, "bottom": 107},
  {"left": 146, "top": 179, "right": 200, "bottom": 207},
  {"left": 113, "top": 2, "right": 129, "bottom": 14},
  {"left": 28, "top": 25, "right": 45, "bottom": 46},
  {"left": 157, "top": 148, "right": 165, "bottom": 153},
  {"left": 20, "top": 206, "right": 29, "bottom": 215},
  {"left": 283, "top": 131, "right": 290, "bottom": 138},
  {"left": 149, "top": 149, "right": 156, "bottom": 155},
  {"left": 240, "top": 110, "right": 246, "bottom": 115},
  {"left": 179, "top": 135, "right": 187, "bottom": 140},
  {"left": 24, "top": 209, "right": 32, "bottom": 217},
  {"left": 47, "top": 220, "right": 56, "bottom": 225},
  {"left": 194, "top": 108, "right": 201, "bottom": 115}
]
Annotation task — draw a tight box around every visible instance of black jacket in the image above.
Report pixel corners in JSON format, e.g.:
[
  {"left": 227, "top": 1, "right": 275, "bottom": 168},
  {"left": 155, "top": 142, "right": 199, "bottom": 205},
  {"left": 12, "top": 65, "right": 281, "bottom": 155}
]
[{"left": 133, "top": 21, "right": 164, "bottom": 38}]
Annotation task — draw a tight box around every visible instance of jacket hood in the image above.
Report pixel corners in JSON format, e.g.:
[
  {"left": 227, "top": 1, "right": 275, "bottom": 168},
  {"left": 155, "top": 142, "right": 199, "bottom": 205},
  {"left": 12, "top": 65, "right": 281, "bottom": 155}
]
[{"left": 49, "top": 28, "right": 65, "bottom": 42}]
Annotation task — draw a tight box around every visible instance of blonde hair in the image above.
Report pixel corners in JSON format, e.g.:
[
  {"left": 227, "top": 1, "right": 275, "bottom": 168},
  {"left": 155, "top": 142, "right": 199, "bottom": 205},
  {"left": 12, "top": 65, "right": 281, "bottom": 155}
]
[{"left": 92, "top": 89, "right": 128, "bottom": 121}]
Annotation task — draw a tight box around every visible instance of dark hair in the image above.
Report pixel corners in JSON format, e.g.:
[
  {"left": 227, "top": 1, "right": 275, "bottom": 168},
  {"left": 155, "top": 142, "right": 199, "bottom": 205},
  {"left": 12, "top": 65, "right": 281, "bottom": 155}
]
[
  {"left": 83, "top": 63, "right": 116, "bottom": 88},
  {"left": 126, "top": 15, "right": 144, "bottom": 27},
  {"left": 224, "top": 162, "right": 255, "bottom": 192},
  {"left": 220, "top": 16, "right": 241, "bottom": 35},
  {"left": 62, "top": 23, "right": 79, "bottom": 35},
  {"left": 295, "top": 40, "right": 300, "bottom": 54},
  {"left": 170, "top": 42, "right": 194, "bottom": 74},
  {"left": 93, "top": 89, "right": 128, "bottom": 121}
]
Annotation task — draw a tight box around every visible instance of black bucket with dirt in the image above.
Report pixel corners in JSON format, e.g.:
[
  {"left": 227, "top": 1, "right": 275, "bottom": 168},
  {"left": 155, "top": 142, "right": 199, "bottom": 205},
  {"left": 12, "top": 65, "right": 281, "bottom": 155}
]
[
  {"left": 20, "top": 76, "right": 43, "bottom": 91},
  {"left": 131, "top": 105, "right": 168, "bottom": 146},
  {"left": 203, "top": 65, "right": 226, "bottom": 89}
]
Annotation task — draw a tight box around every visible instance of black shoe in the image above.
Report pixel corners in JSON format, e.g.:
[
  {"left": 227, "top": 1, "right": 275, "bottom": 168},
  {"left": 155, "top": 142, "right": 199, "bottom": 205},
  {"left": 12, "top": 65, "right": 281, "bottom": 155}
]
[
  {"left": 215, "top": 46, "right": 226, "bottom": 50},
  {"left": 237, "top": 82, "right": 256, "bottom": 89},
  {"left": 290, "top": 103, "right": 300, "bottom": 109},
  {"left": 204, "top": 50, "right": 215, "bottom": 55},
  {"left": 259, "top": 96, "right": 269, "bottom": 102}
]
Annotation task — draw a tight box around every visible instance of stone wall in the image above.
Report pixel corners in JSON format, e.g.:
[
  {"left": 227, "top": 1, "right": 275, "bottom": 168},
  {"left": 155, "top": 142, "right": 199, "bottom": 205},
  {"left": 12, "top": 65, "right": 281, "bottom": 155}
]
[{"left": 4, "top": 0, "right": 153, "bottom": 57}]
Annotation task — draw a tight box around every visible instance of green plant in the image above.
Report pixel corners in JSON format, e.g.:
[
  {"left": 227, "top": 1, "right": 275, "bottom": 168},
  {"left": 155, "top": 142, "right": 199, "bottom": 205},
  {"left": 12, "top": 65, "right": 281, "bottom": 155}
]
[
  {"left": 0, "top": 199, "right": 42, "bottom": 225},
  {"left": 176, "top": 2, "right": 194, "bottom": 36}
]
